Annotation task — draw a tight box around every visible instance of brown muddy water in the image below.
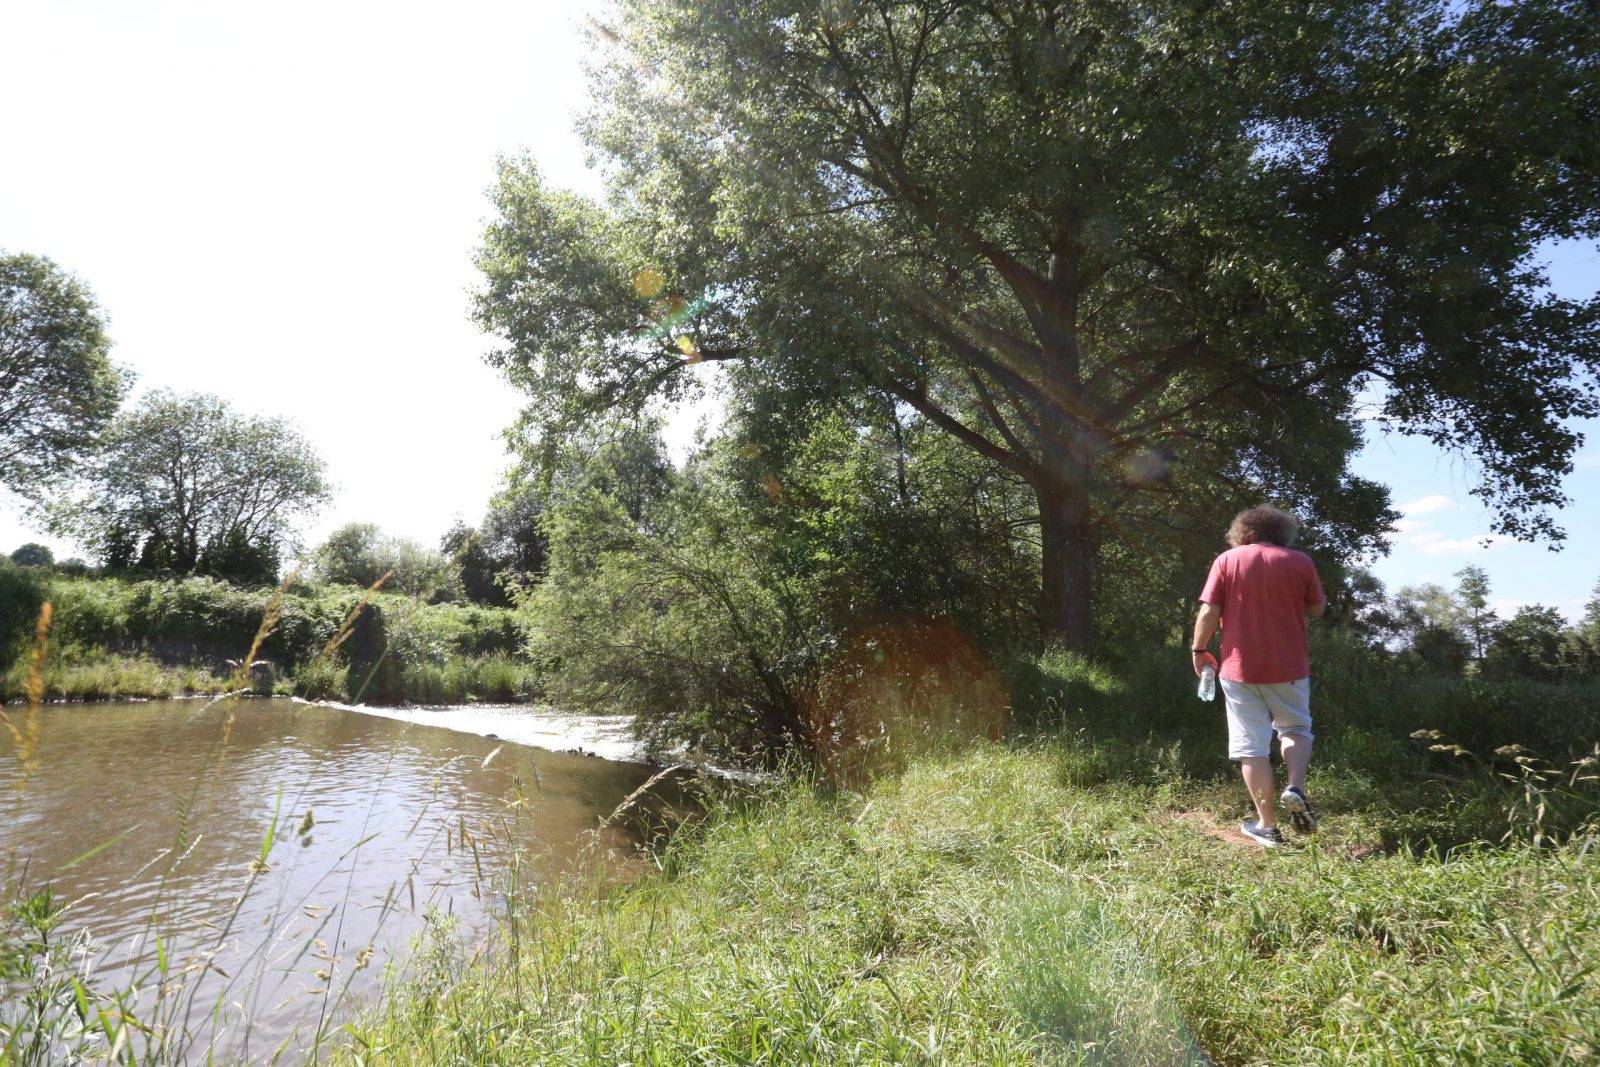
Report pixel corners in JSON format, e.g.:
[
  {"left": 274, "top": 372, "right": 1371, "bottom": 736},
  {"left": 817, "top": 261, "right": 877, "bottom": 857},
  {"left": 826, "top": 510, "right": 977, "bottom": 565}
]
[{"left": 0, "top": 697, "right": 658, "bottom": 1061}]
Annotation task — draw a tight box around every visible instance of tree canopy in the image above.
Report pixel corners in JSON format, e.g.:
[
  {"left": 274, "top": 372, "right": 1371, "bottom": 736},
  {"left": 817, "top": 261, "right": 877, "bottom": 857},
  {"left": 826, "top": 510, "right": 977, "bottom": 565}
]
[
  {"left": 314, "top": 521, "right": 464, "bottom": 602},
  {"left": 56, "top": 390, "right": 329, "bottom": 583},
  {"left": 477, "top": 0, "right": 1599, "bottom": 650},
  {"left": 0, "top": 251, "right": 127, "bottom": 499},
  {"left": 8, "top": 543, "right": 54, "bottom": 568}
]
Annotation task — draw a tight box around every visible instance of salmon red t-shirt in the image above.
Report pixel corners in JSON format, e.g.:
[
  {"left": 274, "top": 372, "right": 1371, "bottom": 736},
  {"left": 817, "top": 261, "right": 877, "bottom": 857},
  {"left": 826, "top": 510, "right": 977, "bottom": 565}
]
[{"left": 1198, "top": 544, "right": 1325, "bottom": 684}]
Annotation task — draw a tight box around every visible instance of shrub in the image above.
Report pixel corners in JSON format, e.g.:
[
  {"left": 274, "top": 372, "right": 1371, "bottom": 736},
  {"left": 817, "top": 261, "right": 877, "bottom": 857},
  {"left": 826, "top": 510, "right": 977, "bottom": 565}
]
[
  {"left": 0, "top": 562, "right": 46, "bottom": 657},
  {"left": 22, "top": 574, "right": 533, "bottom": 706}
]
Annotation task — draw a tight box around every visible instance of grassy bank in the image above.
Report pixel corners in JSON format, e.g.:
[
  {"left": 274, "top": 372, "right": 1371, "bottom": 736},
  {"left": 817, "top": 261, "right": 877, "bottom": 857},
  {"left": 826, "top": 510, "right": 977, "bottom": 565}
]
[
  {"left": 293, "top": 651, "right": 539, "bottom": 705},
  {"left": 0, "top": 648, "right": 540, "bottom": 705},
  {"left": 0, "top": 645, "right": 233, "bottom": 703},
  {"left": 339, "top": 648, "right": 1600, "bottom": 1065},
  {"left": 1, "top": 572, "right": 540, "bottom": 705},
  {"left": 342, "top": 743, "right": 1599, "bottom": 1064}
]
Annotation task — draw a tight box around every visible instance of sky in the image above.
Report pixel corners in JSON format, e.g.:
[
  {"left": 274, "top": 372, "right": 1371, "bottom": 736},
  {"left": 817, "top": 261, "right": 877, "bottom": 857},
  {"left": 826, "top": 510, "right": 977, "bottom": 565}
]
[{"left": 1, "top": 0, "right": 1596, "bottom": 621}]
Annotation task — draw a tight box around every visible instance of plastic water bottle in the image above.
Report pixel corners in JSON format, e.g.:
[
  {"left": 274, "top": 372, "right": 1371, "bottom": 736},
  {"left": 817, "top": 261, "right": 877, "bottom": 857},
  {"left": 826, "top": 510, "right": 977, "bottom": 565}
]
[{"left": 1197, "top": 664, "right": 1216, "bottom": 702}]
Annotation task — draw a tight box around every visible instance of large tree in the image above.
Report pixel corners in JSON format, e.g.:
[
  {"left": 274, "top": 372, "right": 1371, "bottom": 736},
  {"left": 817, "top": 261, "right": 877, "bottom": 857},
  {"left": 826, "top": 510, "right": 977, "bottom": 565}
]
[
  {"left": 1454, "top": 564, "right": 1497, "bottom": 660},
  {"left": 477, "top": 0, "right": 1599, "bottom": 650},
  {"left": 58, "top": 391, "right": 329, "bottom": 581},
  {"left": 1482, "top": 604, "right": 1577, "bottom": 681},
  {"left": 0, "top": 251, "right": 127, "bottom": 499}
]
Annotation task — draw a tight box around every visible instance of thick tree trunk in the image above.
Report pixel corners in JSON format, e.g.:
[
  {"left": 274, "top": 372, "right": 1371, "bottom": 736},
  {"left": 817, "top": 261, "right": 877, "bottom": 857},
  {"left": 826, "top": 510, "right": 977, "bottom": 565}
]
[{"left": 1038, "top": 482, "right": 1094, "bottom": 653}]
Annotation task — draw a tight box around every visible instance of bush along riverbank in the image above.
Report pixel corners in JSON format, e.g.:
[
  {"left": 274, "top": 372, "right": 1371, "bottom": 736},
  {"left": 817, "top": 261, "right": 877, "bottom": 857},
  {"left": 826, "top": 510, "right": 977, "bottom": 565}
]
[
  {"left": 338, "top": 648, "right": 1600, "bottom": 1065},
  {"left": 0, "top": 572, "right": 540, "bottom": 705}
]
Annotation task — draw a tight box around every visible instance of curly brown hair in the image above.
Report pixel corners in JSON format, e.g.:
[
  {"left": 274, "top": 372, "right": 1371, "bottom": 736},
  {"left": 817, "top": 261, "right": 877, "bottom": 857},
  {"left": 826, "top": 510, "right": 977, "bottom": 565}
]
[{"left": 1226, "top": 505, "right": 1301, "bottom": 548}]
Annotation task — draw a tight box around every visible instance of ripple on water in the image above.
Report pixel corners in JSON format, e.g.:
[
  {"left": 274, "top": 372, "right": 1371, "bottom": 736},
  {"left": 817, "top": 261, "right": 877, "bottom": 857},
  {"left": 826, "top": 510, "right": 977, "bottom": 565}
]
[{"left": 0, "top": 697, "right": 655, "bottom": 1060}]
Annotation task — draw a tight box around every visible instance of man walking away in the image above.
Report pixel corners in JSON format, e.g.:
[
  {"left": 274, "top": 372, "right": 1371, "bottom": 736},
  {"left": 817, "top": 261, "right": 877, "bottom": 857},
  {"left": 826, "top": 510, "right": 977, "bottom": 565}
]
[{"left": 1191, "top": 505, "right": 1326, "bottom": 848}]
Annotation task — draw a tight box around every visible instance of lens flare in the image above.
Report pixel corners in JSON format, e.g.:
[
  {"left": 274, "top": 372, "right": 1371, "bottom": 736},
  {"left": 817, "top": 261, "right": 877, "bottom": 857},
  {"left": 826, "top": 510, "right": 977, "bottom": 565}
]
[
  {"left": 633, "top": 266, "right": 666, "bottom": 298},
  {"left": 805, "top": 620, "right": 1008, "bottom": 787}
]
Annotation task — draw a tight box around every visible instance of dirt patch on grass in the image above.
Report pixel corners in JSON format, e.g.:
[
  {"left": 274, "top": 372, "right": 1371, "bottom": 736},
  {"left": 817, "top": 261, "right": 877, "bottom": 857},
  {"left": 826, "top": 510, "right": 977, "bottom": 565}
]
[{"left": 1173, "top": 809, "right": 1257, "bottom": 848}]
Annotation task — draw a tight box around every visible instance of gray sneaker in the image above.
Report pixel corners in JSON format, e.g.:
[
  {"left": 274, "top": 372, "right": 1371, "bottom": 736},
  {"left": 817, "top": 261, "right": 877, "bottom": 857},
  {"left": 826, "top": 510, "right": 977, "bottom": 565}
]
[
  {"left": 1280, "top": 786, "right": 1317, "bottom": 835},
  {"left": 1240, "top": 819, "right": 1285, "bottom": 848}
]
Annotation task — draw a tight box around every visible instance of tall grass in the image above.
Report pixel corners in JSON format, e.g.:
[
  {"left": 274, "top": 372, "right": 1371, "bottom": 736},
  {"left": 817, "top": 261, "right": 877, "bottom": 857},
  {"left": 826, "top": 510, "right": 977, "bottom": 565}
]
[
  {"left": 2, "top": 572, "right": 543, "bottom": 707},
  {"left": 0, "top": 644, "right": 233, "bottom": 703},
  {"left": 292, "top": 653, "right": 538, "bottom": 705},
  {"left": 333, "top": 640, "right": 1600, "bottom": 1065},
  {"left": 338, "top": 735, "right": 1600, "bottom": 1065},
  {"left": 34, "top": 573, "right": 524, "bottom": 678},
  {"left": 394, "top": 653, "right": 538, "bottom": 705}
]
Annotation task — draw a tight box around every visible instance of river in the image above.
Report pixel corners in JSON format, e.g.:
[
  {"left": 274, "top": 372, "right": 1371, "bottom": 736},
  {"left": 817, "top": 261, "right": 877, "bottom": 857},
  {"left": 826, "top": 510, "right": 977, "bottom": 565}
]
[{"left": 0, "top": 696, "right": 658, "bottom": 1061}]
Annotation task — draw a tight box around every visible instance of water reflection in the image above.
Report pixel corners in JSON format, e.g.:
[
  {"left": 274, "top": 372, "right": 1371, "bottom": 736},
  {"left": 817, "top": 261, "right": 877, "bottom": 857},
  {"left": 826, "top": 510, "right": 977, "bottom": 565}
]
[{"left": 0, "top": 698, "right": 655, "bottom": 1059}]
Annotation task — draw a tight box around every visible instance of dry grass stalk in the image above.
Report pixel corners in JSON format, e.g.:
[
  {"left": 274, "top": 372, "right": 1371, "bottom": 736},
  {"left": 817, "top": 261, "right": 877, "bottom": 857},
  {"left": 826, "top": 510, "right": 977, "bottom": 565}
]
[
  {"left": 0, "top": 602, "right": 53, "bottom": 788},
  {"left": 221, "top": 566, "right": 303, "bottom": 741},
  {"left": 314, "top": 570, "right": 393, "bottom": 666}
]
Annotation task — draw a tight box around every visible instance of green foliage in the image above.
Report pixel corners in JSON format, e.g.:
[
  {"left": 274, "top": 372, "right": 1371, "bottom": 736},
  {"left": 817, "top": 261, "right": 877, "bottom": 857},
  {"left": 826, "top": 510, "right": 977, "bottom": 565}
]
[
  {"left": 1455, "top": 565, "right": 1498, "bottom": 660},
  {"left": 0, "top": 886, "right": 88, "bottom": 1063},
  {"left": 199, "top": 527, "right": 280, "bottom": 587},
  {"left": 315, "top": 522, "right": 387, "bottom": 587},
  {"left": 1, "top": 644, "right": 231, "bottom": 703},
  {"left": 1373, "top": 578, "right": 1600, "bottom": 679},
  {"left": 529, "top": 467, "right": 806, "bottom": 762},
  {"left": 1483, "top": 605, "right": 1581, "bottom": 682},
  {"left": 441, "top": 522, "right": 502, "bottom": 605},
  {"left": 396, "top": 654, "right": 538, "bottom": 705},
  {"left": 478, "top": 0, "right": 1600, "bottom": 649},
  {"left": 7, "top": 544, "right": 52, "bottom": 568},
  {"left": 343, "top": 599, "right": 397, "bottom": 704},
  {"left": 1013, "top": 634, "right": 1600, "bottom": 785},
  {"left": 0, "top": 251, "right": 128, "bottom": 499},
  {"left": 314, "top": 522, "right": 464, "bottom": 602},
  {"left": 526, "top": 415, "right": 1037, "bottom": 764},
  {"left": 293, "top": 654, "right": 348, "bottom": 702},
  {"left": 0, "top": 562, "right": 46, "bottom": 656},
  {"left": 52, "top": 390, "right": 328, "bottom": 581},
  {"left": 20, "top": 574, "right": 527, "bottom": 705}
]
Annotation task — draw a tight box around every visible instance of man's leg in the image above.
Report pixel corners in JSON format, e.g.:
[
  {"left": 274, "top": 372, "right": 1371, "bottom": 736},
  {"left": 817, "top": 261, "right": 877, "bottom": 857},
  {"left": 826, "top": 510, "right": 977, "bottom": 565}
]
[
  {"left": 1279, "top": 731, "right": 1312, "bottom": 793},
  {"left": 1265, "top": 680, "right": 1316, "bottom": 833},
  {"left": 1221, "top": 679, "right": 1280, "bottom": 838},
  {"left": 1239, "top": 756, "right": 1278, "bottom": 829}
]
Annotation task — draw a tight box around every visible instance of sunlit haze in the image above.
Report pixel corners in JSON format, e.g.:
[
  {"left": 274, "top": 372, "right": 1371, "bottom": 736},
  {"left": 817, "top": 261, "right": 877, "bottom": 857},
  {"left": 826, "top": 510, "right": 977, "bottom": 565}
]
[
  {"left": 2, "top": 0, "right": 1596, "bottom": 616},
  {"left": 0, "top": 0, "right": 609, "bottom": 552}
]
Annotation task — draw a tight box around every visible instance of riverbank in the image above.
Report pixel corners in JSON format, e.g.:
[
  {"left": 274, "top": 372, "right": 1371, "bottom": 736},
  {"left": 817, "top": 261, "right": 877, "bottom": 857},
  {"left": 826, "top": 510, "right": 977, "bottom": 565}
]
[
  {"left": 341, "top": 735, "right": 1599, "bottom": 1064},
  {"left": 1, "top": 647, "right": 233, "bottom": 702},
  {"left": 339, "top": 647, "right": 1600, "bottom": 1064},
  {"left": 0, "top": 647, "right": 540, "bottom": 705},
  {"left": 1, "top": 572, "right": 541, "bottom": 705}
]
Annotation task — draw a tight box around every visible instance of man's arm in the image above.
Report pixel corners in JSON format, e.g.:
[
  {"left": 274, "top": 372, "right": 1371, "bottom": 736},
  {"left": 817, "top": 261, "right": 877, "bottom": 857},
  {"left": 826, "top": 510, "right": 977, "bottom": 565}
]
[
  {"left": 1305, "top": 559, "right": 1327, "bottom": 619},
  {"left": 1191, "top": 603, "right": 1222, "bottom": 676}
]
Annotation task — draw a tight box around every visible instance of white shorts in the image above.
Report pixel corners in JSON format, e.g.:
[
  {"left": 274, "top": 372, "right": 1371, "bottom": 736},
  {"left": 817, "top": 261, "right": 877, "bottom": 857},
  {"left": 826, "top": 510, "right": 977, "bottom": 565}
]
[{"left": 1220, "top": 677, "right": 1313, "bottom": 759}]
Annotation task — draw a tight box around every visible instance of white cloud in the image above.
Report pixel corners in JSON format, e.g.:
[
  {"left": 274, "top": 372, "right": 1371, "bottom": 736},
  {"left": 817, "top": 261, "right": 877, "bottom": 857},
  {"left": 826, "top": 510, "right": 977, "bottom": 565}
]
[
  {"left": 1387, "top": 494, "right": 1502, "bottom": 557},
  {"left": 1398, "top": 493, "right": 1454, "bottom": 516},
  {"left": 1490, "top": 597, "right": 1530, "bottom": 619},
  {"left": 1492, "top": 597, "right": 1585, "bottom": 623},
  {"left": 1415, "top": 534, "right": 1509, "bottom": 557}
]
